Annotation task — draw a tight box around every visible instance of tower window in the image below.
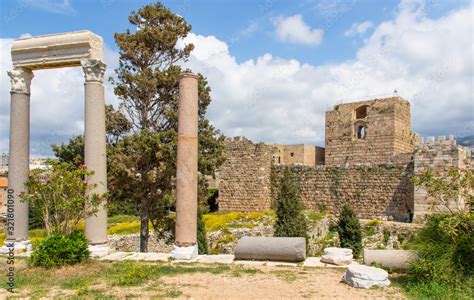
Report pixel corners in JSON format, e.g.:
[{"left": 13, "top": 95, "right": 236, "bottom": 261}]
[
  {"left": 357, "top": 125, "right": 366, "bottom": 139},
  {"left": 355, "top": 105, "right": 368, "bottom": 119},
  {"left": 290, "top": 152, "right": 294, "bottom": 157}
]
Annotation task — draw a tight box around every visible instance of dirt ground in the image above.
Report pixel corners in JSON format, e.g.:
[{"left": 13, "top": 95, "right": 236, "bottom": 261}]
[
  {"left": 0, "top": 259, "right": 406, "bottom": 299},
  {"left": 158, "top": 266, "right": 406, "bottom": 299}
]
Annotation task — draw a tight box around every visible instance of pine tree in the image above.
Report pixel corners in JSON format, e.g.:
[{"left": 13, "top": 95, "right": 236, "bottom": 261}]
[
  {"left": 337, "top": 204, "right": 363, "bottom": 258},
  {"left": 197, "top": 207, "right": 209, "bottom": 254},
  {"left": 274, "top": 169, "right": 308, "bottom": 241}
]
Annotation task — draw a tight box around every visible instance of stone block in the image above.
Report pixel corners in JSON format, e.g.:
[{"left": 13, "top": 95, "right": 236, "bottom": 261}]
[
  {"left": 320, "top": 247, "right": 353, "bottom": 265},
  {"left": 343, "top": 265, "right": 390, "bottom": 289},
  {"left": 363, "top": 249, "right": 415, "bottom": 270},
  {"left": 234, "top": 237, "right": 306, "bottom": 262}
]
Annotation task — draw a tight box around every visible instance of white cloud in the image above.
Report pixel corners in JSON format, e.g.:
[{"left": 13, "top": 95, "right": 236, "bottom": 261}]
[
  {"left": 23, "top": 0, "right": 75, "bottom": 15},
  {"left": 274, "top": 14, "right": 324, "bottom": 46},
  {"left": 344, "top": 21, "right": 374, "bottom": 37},
  {"left": 180, "top": 1, "right": 473, "bottom": 145},
  {"left": 1, "top": 1, "right": 472, "bottom": 155}
]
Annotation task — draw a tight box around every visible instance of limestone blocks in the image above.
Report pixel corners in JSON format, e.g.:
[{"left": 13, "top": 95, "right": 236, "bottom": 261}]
[
  {"left": 320, "top": 247, "right": 353, "bottom": 265},
  {"left": 11, "top": 30, "right": 103, "bottom": 69},
  {"left": 343, "top": 265, "right": 390, "bottom": 289},
  {"left": 234, "top": 237, "right": 306, "bottom": 262}
]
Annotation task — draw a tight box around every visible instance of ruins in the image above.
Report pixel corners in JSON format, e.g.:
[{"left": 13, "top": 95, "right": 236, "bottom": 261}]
[
  {"left": 217, "top": 97, "right": 472, "bottom": 222},
  {"left": 2, "top": 31, "right": 108, "bottom": 255}
]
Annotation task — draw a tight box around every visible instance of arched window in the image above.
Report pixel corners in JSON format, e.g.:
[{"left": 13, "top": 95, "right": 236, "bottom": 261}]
[
  {"left": 357, "top": 125, "right": 366, "bottom": 139},
  {"left": 353, "top": 120, "right": 367, "bottom": 140},
  {"left": 355, "top": 105, "right": 368, "bottom": 119}
]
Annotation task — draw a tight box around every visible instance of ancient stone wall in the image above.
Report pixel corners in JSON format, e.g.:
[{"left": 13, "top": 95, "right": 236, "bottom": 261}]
[
  {"left": 413, "top": 135, "right": 472, "bottom": 221},
  {"left": 218, "top": 137, "right": 274, "bottom": 212},
  {"left": 325, "top": 97, "right": 414, "bottom": 166},
  {"left": 272, "top": 164, "right": 414, "bottom": 221},
  {"left": 272, "top": 144, "right": 316, "bottom": 166}
]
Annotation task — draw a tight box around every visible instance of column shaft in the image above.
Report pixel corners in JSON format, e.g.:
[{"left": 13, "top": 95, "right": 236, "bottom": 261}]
[
  {"left": 175, "top": 73, "right": 199, "bottom": 247},
  {"left": 7, "top": 92, "right": 30, "bottom": 242},
  {"left": 84, "top": 80, "right": 108, "bottom": 244}
]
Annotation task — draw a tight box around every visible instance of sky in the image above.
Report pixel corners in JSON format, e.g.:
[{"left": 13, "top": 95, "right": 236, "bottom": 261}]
[{"left": 0, "top": 0, "right": 473, "bottom": 156}]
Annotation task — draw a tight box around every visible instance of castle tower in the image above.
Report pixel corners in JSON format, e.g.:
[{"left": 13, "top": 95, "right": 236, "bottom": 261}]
[{"left": 325, "top": 96, "right": 413, "bottom": 166}]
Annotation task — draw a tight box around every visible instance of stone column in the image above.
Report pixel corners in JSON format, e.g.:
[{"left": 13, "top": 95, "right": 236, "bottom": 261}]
[
  {"left": 81, "top": 59, "right": 109, "bottom": 257},
  {"left": 1, "top": 68, "right": 34, "bottom": 253},
  {"left": 172, "top": 72, "right": 199, "bottom": 260}
]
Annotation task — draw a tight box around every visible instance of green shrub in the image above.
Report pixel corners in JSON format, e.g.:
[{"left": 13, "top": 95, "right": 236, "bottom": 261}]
[
  {"left": 407, "top": 213, "right": 473, "bottom": 286},
  {"left": 30, "top": 231, "right": 89, "bottom": 268},
  {"left": 337, "top": 205, "right": 362, "bottom": 258},
  {"left": 197, "top": 207, "right": 209, "bottom": 254},
  {"left": 274, "top": 169, "right": 308, "bottom": 242}
]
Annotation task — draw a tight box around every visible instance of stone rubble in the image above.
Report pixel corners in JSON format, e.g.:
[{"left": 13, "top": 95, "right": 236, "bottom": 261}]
[
  {"left": 320, "top": 247, "right": 353, "bottom": 265},
  {"left": 343, "top": 264, "right": 390, "bottom": 289}
]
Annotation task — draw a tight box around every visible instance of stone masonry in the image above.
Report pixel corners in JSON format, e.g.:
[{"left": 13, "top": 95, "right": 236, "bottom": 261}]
[
  {"left": 217, "top": 96, "right": 472, "bottom": 221},
  {"left": 218, "top": 137, "right": 274, "bottom": 212},
  {"left": 325, "top": 97, "right": 413, "bottom": 166},
  {"left": 413, "top": 135, "right": 472, "bottom": 221}
]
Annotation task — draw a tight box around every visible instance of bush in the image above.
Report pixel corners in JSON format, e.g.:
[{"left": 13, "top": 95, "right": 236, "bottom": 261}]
[
  {"left": 337, "top": 205, "right": 362, "bottom": 258},
  {"left": 21, "top": 160, "right": 105, "bottom": 235},
  {"left": 30, "top": 231, "right": 90, "bottom": 268},
  {"left": 197, "top": 207, "right": 209, "bottom": 254},
  {"left": 274, "top": 169, "right": 308, "bottom": 241},
  {"left": 407, "top": 213, "right": 473, "bottom": 286}
]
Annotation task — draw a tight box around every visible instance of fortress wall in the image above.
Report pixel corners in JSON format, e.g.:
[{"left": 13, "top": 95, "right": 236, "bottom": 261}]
[
  {"left": 413, "top": 135, "right": 472, "bottom": 221},
  {"left": 271, "top": 164, "right": 414, "bottom": 221},
  {"left": 218, "top": 137, "right": 274, "bottom": 212},
  {"left": 218, "top": 138, "right": 414, "bottom": 220}
]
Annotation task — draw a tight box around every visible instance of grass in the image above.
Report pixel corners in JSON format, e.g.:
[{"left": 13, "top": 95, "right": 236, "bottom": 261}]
[
  {"left": 0, "top": 258, "right": 261, "bottom": 298},
  {"left": 392, "top": 274, "right": 474, "bottom": 300}
]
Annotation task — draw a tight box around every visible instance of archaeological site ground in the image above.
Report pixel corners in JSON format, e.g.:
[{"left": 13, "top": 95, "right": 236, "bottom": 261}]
[{"left": 0, "top": 1, "right": 473, "bottom": 299}]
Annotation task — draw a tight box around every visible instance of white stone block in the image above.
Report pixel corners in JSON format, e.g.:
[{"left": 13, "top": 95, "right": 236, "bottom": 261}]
[
  {"left": 320, "top": 247, "right": 353, "bottom": 265},
  {"left": 88, "top": 244, "right": 111, "bottom": 258},
  {"left": 171, "top": 244, "right": 198, "bottom": 260},
  {"left": 343, "top": 265, "right": 390, "bottom": 289}
]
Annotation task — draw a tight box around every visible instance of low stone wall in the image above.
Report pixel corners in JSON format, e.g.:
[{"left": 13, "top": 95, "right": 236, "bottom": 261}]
[
  {"left": 108, "top": 234, "right": 173, "bottom": 253},
  {"left": 272, "top": 165, "right": 414, "bottom": 221}
]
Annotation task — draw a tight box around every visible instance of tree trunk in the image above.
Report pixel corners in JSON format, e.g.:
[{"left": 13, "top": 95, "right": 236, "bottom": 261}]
[{"left": 140, "top": 210, "right": 149, "bottom": 252}]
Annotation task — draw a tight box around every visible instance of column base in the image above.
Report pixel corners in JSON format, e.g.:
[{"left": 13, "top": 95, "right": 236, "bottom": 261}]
[
  {"left": 88, "top": 244, "right": 111, "bottom": 258},
  {"left": 0, "top": 240, "right": 33, "bottom": 254},
  {"left": 171, "top": 244, "right": 198, "bottom": 260}
]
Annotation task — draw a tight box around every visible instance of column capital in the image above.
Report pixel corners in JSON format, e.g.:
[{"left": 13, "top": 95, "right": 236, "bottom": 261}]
[
  {"left": 81, "top": 59, "right": 106, "bottom": 83},
  {"left": 7, "top": 68, "right": 34, "bottom": 94}
]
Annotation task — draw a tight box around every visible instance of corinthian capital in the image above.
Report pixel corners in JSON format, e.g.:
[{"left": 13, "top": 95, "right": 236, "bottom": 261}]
[
  {"left": 81, "top": 59, "right": 106, "bottom": 83},
  {"left": 7, "top": 68, "right": 34, "bottom": 94}
]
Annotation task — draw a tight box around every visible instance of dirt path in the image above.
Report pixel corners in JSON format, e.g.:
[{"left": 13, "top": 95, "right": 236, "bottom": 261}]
[{"left": 158, "top": 265, "right": 405, "bottom": 299}]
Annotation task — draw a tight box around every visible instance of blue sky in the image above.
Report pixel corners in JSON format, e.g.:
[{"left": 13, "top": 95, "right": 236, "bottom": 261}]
[
  {"left": 0, "top": 0, "right": 473, "bottom": 155},
  {"left": 1, "top": 0, "right": 467, "bottom": 65}
]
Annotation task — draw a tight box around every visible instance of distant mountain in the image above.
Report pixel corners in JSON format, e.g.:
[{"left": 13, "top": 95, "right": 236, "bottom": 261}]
[{"left": 457, "top": 135, "right": 474, "bottom": 147}]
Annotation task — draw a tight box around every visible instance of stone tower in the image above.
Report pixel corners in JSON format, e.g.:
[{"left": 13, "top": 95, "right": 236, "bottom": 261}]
[{"left": 325, "top": 96, "right": 413, "bottom": 166}]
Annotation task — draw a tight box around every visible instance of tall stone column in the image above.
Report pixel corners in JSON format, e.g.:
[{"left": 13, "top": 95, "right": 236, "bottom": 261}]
[
  {"left": 81, "top": 59, "right": 109, "bottom": 257},
  {"left": 172, "top": 72, "right": 199, "bottom": 260},
  {"left": 0, "top": 68, "right": 34, "bottom": 253}
]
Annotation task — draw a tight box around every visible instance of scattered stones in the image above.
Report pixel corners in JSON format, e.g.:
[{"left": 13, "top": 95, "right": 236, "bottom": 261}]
[
  {"left": 343, "top": 265, "right": 390, "bottom": 289},
  {"left": 320, "top": 247, "right": 353, "bottom": 265}
]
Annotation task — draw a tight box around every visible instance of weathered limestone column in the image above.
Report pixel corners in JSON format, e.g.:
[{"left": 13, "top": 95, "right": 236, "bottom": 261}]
[
  {"left": 81, "top": 59, "right": 109, "bottom": 257},
  {"left": 171, "top": 72, "right": 199, "bottom": 260},
  {"left": 0, "top": 68, "right": 34, "bottom": 253}
]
